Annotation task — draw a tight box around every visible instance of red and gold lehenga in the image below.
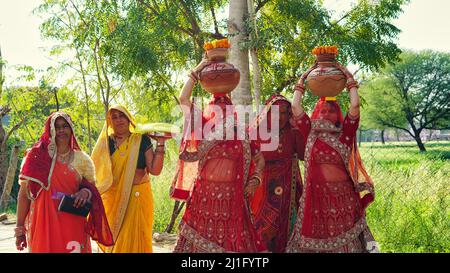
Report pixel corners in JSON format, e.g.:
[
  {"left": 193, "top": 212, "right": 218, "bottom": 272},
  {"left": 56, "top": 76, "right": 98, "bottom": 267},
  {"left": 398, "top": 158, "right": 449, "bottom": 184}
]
[
  {"left": 171, "top": 94, "right": 265, "bottom": 253},
  {"left": 249, "top": 94, "right": 305, "bottom": 252},
  {"left": 286, "top": 98, "right": 377, "bottom": 253}
]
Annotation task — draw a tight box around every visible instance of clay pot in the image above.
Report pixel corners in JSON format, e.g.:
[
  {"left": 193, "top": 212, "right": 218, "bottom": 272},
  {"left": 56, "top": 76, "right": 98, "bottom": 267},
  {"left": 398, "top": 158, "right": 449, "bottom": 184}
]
[
  {"left": 199, "top": 48, "right": 240, "bottom": 94},
  {"left": 206, "top": 48, "right": 229, "bottom": 62},
  {"left": 306, "top": 54, "right": 346, "bottom": 97}
]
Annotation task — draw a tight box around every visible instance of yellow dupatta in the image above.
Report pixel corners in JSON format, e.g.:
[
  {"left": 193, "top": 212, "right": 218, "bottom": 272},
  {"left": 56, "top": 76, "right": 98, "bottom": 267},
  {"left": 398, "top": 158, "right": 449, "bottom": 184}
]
[{"left": 91, "top": 105, "right": 144, "bottom": 252}]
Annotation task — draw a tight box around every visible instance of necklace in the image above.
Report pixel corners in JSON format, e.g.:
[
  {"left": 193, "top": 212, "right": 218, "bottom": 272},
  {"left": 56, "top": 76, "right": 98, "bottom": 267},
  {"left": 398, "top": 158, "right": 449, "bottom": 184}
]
[
  {"left": 57, "top": 149, "right": 72, "bottom": 165},
  {"left": 114, "top": 134, "right": 130, "bottom": 157},
  {"left": 58, "top": 149, "right": 71, "bottom": 157}
]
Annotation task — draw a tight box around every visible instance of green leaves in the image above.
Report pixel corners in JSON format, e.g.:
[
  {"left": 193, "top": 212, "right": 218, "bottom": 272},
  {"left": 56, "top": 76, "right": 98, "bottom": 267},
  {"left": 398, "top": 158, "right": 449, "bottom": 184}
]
[{"left": 360, "top": 50, "right": 450, "bottom": 151}]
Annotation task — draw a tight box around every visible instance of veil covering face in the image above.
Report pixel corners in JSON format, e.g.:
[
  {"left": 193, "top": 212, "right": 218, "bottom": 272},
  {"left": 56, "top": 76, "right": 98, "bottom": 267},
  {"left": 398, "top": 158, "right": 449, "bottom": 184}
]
[
  {"left": 170, "top": 93, "right": 236, "bottom": 200},
  {"left": 311, "top": 97, "right": 344, "bottom": 130}
]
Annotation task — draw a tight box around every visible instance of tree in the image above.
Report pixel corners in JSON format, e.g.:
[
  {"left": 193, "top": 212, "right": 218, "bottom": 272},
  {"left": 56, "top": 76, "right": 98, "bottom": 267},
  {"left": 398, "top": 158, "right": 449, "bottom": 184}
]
[
  {"left": 360, "top": 50, "right": 450, "bottom": 152},
  {"left": 254, "top": 0, "right": 408, "bottom": 103},
  {"left": 1, "top": 143, "right": 21, "bottom": 209},
  {"left": 0, "top": 47, "right": 24, "bottom": 194},
  {"left": 229, "top": 0, "right": 252, "bottom": 105}
]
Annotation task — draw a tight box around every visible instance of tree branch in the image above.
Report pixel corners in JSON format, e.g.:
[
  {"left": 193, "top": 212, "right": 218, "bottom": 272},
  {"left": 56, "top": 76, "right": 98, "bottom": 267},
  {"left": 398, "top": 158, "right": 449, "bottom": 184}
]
[
  {"left": 137, "top": 0, "right": 194, "bottom": 38},
  {"left": 178, "top": 0, "right": 201, "bottom": 34},
  {"left": 210, "top": 3, "right": 220, "bottom": 36},
  {"left": 68, "top": 0, "right": 90, "bottom": 28},
  {"left": 255, "top": 0, "right": 270, "bottom": 13},
  {"left": 1, "top": 120, "right": 24, "bottom": 149},
  {"left": 378, "top": 118, "right": 415, "bottom": 139}
]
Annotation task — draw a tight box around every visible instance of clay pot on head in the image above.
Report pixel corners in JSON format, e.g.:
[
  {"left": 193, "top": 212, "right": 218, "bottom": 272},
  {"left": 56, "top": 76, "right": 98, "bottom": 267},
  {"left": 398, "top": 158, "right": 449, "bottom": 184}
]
[
  {"left": 306, "top": 54, "right": 346, "bottom": 97},
  {"left": 199, "top": 48, "right": 240, "bottom": 95}
]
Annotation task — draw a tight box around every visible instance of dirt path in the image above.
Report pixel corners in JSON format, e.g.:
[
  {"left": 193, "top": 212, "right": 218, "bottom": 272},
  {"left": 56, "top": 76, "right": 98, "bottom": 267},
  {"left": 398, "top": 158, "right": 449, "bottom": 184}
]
[{"left": 0, "top": 215, "right": 176, "bottom": 253}]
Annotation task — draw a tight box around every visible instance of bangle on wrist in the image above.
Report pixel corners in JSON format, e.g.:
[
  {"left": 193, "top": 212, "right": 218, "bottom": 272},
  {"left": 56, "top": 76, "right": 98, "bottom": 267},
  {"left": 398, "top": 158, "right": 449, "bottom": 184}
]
[
  {"left": 188, "top": 74, "right": 198, "bottom": 84},
  {"left": 249, "top": 174, "right": 262, "bottom": 186},
  {"left": 14, "top": 226, "right": 27, "bottom": 237},
  {"left": 346, "top": 80, "right": 359, "bottom": 90},
  {"left": 190, "top": 70, "right": 200, "bottom": 80}
]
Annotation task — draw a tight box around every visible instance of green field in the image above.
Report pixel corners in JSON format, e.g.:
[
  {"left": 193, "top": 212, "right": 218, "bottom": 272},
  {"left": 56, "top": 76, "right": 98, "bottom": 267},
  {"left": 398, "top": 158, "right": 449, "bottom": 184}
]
[
  {"left": 3, "top": 141, "right": 449, "bottom": 253},
  {"left": 150, "top": 141, "right": 449, "bottom": 253},
  {"left": 359, "top": 141, "right": 449, "bottom": 253}
]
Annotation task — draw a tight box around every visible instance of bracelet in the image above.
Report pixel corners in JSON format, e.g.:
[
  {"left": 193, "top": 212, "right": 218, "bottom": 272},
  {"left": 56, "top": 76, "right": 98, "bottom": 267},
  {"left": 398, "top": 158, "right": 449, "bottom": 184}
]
[
  {"left": 346, "top": 79, "right": 359, "bottom": 90},
  {"left": 188, "top": 74, "right": 198, "bottom": 84},
  {"left": 294, "top": 83, "right": 306, "bottom": 94},
  {"left": 14, "top": 226, "right": 27, "bottom": 237},
  {"left": 294, "top": 88, "right": 305, "bottom": 95},
  {"left": 189, "top": 70, "right": 200, "bottom": 82},
  {"left": 249, "top": 175, "right": 262, "bottom": 186}
]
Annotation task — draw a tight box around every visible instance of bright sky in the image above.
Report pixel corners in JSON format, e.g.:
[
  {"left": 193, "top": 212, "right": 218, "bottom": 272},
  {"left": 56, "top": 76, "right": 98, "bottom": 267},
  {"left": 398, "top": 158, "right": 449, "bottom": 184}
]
[{"left": 1, "top": 0, "right": 450, "bottom": 86}]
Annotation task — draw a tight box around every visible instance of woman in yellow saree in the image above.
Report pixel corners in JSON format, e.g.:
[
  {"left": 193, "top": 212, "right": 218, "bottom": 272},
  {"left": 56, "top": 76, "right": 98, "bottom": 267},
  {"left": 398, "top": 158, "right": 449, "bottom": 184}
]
[{"left": 91, "top": 105, "right": 167, "bottom": 253}]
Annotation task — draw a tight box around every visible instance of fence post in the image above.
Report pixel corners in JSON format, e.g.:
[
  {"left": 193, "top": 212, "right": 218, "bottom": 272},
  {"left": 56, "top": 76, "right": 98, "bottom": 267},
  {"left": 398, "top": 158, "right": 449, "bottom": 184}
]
[{"left": 0, "top": 142, "right": 21, "bottom": 210}]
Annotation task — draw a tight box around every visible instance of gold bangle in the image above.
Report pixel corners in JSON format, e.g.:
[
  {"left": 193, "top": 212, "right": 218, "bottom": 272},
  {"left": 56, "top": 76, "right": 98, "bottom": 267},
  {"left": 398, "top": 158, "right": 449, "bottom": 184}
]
[{"left": 249, "top": 175, "right": 262, "bottom": 186}]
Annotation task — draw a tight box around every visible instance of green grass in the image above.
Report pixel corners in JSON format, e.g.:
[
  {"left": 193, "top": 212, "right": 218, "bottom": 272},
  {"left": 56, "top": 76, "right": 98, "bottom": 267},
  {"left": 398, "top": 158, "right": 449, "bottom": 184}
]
[
  {"left": 150, "top": 140, "right": 184, "bottom": 233},
  {"left": 359, "top": 141, "right": 449, "bottom": 253}
]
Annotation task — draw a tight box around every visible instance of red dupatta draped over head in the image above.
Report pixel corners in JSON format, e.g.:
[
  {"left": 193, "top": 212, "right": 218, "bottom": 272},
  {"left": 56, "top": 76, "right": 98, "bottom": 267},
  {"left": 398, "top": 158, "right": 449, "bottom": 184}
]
[
  {"left": 19, "top": 112, "right": 80, "bottom": 200},
  {"left": 170, "top": 93, "right": 236, "bottom": 201},
  {"left": 311, "top": 97, "right": 374, "bottom": 210},
  {"left": 19, "top": 112, "right": 114, "bottom": 246},
  {"left": 249, "top": 94, "right": 292, "bottom": 134}
]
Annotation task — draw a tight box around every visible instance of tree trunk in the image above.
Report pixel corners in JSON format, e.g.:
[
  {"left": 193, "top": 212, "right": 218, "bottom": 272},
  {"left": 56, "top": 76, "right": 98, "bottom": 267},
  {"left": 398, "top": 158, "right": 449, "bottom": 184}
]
[
  {"left": 250, "top": 49, "right": 261, "bottom": 109},
  {"left": 0, "top": 147, "right": 7, "bottom": 194},
  {"left": 229, "top": 0, "right": 252, "bottom": 106},
  {"left": 53, "top": 87, "right": 60, "bottom": 111},
  {"left": 164, "top": 200, "right": 185, "bottom": 233},
  {"left": 0, "top": 45, "right": 4, "bottom": 96},
  {"left": 0, "top": 47, "right": 5, "bottom": 192},
  {"left": 381, "top": 129, "right": 385, "bottom": 144},
  {"left": 77, "top": 52, "right": 93, "bottom": 153},
  {"left": 247, "top": 0, "right": 261, "bottom": 110},
  {"left": 412, "top": 129, "right": 426, "bottom": 152},
  {"left": 1, "top": 144, "right": 20, "bottom": 209}
]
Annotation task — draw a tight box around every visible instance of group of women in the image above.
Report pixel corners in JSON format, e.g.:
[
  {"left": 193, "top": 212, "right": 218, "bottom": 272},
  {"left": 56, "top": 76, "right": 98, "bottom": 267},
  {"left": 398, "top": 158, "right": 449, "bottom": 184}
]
[{"left": 14, "top": 56, "right": 378, "bottom": 253}]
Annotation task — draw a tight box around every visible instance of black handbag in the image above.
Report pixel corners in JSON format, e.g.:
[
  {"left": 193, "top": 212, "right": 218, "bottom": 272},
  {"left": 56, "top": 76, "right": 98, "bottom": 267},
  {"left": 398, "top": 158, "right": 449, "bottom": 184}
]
[{"left": 58, "top": 195, "right": 92, "bottom": 217}]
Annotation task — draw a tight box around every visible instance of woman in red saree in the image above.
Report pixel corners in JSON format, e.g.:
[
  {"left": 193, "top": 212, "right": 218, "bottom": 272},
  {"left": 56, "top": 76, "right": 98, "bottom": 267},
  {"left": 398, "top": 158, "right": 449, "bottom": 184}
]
[
  {"left": 171, "top": 58, "right": 266, "bottom": 253},
  {"left": 286, "top": 64, "right": 379, "bottom": 253},
  {"left": 15, "top": 112, "right": 113, "bottom": 253},
  {"left": 249, "top": 94, "right": 305, "bottom": 252}
]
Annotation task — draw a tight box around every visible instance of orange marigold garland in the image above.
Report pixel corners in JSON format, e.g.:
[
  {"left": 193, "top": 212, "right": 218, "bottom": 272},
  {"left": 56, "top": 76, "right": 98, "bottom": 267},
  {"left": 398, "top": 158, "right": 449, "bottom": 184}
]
[
  {"left": 311, "top": 45, "right": 339, "bottom": 55},
  {"left": 203, "top": 38, "right": 231, "bottom": 51}
]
